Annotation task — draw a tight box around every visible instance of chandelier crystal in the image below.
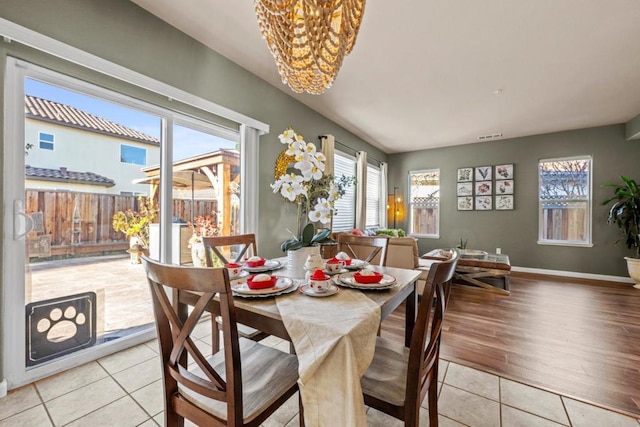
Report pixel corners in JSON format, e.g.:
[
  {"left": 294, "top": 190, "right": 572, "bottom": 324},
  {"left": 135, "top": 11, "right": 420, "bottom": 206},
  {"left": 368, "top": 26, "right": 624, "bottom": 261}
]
[{"left": 254, "top": 0, "right": 367, "bottom": 95}]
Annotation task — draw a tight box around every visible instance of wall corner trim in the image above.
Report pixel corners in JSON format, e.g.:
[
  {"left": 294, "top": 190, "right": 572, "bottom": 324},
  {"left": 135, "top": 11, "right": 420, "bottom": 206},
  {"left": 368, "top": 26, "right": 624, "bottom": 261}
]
[
  {"left": 0, "top": 379, "right": 7, "bottom": 398},
  {"left": 625, "top": 114, "right": 640, "bottom": 140}
]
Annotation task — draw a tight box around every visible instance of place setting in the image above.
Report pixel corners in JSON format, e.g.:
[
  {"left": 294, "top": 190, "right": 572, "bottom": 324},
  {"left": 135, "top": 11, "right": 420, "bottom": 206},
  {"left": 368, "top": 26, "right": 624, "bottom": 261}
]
[
  {"left": 240, "top": 256, "right": 284, "bottom": 273},
  {"left": 230, "top": 272, "right": 297, "bottom": 298},
  {"left": 330, "top": 251, "right": 368, "bottom": 271},
  {"left": 334, "top": 268, "right": 397, "bottom": 290}
]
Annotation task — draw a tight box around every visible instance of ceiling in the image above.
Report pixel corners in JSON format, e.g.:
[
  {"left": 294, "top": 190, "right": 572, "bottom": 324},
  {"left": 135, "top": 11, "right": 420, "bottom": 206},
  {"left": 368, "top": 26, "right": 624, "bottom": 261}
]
[{"left": 130, "top": 0, "right": 640, "bottom": 154}]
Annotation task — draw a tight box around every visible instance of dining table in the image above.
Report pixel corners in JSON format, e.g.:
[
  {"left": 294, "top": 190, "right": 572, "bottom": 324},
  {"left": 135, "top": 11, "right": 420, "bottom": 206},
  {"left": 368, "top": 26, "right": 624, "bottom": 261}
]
[{"left": 176, "top": 256, "right": 422, "bottom": 426}]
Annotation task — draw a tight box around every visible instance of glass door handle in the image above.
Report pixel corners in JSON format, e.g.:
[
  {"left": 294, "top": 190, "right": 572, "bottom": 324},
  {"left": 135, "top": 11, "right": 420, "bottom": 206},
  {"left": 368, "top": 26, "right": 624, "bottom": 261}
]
[{"left": 14, "top": 200, "right": 34, "bottom": 240}]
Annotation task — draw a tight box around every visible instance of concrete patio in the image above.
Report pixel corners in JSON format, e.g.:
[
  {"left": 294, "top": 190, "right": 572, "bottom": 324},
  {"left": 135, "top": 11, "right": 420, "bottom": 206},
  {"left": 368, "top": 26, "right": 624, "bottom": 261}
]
[{"left": 28, "top": 254, "right": 154, "bottom": 342}]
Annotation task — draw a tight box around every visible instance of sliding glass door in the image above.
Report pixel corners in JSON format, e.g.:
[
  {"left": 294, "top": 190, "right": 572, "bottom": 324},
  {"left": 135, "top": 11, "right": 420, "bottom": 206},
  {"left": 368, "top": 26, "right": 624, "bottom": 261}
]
[{"left": 3, "top": 58, "right": 240, "bottom": 388}]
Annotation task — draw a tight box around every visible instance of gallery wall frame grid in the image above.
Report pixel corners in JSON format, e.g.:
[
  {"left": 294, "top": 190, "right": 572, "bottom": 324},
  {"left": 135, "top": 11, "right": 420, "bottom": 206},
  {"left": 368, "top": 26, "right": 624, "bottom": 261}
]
[{"left": 457, "top": 164, "right": 515, "bottom": 211}]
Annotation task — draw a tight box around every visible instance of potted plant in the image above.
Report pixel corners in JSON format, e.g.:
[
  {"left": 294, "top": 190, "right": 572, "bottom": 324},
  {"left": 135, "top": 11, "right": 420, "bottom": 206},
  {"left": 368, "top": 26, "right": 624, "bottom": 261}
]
[
  {"left": 112, "top": 197, "right": 157, "bottom": 263},
  {"left": 271, "top": 128, "right": 354, "bottom": 277},
  {"left": 602, "top": 175, "right": 640, "bottom": 289}
]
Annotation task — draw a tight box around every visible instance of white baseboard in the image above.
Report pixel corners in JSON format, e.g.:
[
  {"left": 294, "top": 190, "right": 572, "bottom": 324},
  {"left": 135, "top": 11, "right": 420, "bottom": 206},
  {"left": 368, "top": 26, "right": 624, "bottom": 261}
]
[
  {"left": 512, "top": 266, "right": 635, "bottom": 284},
  {"left": 0, "top": 379, "right": 7, "bottom": 398}
]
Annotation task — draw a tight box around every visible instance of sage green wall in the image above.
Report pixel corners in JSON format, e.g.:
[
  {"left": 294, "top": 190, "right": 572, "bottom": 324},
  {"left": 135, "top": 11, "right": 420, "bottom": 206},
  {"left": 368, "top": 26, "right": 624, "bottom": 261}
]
[
  {"left": 0, "top": 0, "right": 387, "bottom": 260},
  {"left": 389, "top": 124, "right": 640, "bottom": 277}
]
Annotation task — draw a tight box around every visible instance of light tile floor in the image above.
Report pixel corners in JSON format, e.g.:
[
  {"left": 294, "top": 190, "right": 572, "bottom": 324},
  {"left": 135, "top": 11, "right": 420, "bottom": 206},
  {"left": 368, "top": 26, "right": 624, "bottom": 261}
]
[{"left": 2, "top": 325, "right": 639, "bottom": 427}]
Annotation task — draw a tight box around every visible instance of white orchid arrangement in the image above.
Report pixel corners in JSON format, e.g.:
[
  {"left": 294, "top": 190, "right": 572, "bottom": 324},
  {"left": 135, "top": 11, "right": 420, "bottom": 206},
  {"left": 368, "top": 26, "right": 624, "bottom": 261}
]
[{"left": 271, "top": 128, "right": 345, "bottom": 225}]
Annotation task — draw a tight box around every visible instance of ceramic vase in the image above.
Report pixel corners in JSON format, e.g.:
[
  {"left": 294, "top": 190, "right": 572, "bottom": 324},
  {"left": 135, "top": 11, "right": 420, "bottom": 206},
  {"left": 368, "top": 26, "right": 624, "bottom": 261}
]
[{"left": 288, "top": 246, "right": 321, "bottom": 279}]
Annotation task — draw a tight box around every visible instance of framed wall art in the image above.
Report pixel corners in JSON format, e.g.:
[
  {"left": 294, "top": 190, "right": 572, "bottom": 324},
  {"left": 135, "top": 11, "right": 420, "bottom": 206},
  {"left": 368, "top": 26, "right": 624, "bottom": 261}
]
[
  {"left": 457, "top": 196, "right": 473, "bottom": 211},
  {"left": 457, "top": 182, "right": 473, "bottom": 196},
  {"left": 475, "top": 181, "right": 492, "bottom": 196},
  {"left": 475, "top": 166, "right": 492, "bottom": 181},
  {"left": 457, "top": 167, "right": 473, "bottom": 182},
  {"left": 495, "top": 179, "right": 513, "bottom": 195},
  {"left": 495, "top": 164, "right": 514, "bottom": 180},
  {"left": 496, "top": 195, "right": 514, "bottom": 210},
  {"left": 475, "top": 196, "right": 492, "bottom": 210},
  {"left": 456, "top": 162, "right": 515, "bottom": 211}
]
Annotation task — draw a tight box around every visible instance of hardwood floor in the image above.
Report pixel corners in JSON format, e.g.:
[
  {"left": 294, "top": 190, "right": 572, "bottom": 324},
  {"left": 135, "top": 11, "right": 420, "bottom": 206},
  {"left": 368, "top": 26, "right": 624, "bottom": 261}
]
[{"left": 380, "top": 273, "right": 640, "bottom": 418}]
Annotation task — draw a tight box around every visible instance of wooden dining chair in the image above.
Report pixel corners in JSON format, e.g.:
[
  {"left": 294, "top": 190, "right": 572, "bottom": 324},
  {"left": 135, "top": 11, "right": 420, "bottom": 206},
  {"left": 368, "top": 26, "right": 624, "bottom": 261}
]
[
  {"left": 202, "top": 234, "right": 269, "bottom": 353},
  {"left": 336, "top": 233, "right": 390, "bottom": 266},
  {"left": 360, "top": 250, "right": 459, "bottom": 427},
  {"left": 142, "top": 256, "right": 301, "bottom": 427},
  {"left": 202, "top": 234, "right": 257, "bottom": 266}
]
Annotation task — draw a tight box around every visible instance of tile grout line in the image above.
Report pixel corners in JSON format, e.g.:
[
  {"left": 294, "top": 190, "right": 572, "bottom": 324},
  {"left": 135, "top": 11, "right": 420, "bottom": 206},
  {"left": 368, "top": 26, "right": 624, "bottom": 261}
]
[{"left": 32, "top": 383, "right": 56, "bottom": 427}]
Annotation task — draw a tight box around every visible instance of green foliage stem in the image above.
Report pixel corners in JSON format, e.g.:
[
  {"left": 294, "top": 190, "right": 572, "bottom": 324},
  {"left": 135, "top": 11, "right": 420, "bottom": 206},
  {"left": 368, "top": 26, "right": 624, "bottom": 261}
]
[{"left": 602, "top": 175, "right": 640, "bottom": 258}]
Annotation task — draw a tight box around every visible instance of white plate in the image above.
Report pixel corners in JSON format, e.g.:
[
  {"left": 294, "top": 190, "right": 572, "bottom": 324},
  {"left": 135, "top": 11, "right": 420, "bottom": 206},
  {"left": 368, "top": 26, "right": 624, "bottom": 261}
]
[
  {"left": 229, "top": 270, "right": 250, "bottom": 281},
  {"left": 299, "top": 283, "right": 339, "bottom": 297},
  {"left": 336, "top": 272, "right": 397, "bottom": 290},
  {"left": 231, "top": 277, "right": 294, "bottom": 296},
  {"left": 242, "top": 259, "right": 283, "bottom": 273},
  {"left": 344, "top": 259, "right": 369, "bottom": 270}
]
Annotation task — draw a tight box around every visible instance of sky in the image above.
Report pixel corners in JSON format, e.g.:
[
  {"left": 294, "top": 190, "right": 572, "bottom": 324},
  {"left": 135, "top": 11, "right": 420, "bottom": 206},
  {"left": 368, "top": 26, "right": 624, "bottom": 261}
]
[{"left": 25, "top": 78, "right": 236, "bottom": 161}]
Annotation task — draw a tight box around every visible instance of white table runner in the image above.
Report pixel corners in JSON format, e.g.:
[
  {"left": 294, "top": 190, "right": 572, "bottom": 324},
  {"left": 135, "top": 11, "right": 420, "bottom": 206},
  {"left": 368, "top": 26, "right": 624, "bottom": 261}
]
[{"left": 276, "top": 286, "right": 381, "bottom": 426}]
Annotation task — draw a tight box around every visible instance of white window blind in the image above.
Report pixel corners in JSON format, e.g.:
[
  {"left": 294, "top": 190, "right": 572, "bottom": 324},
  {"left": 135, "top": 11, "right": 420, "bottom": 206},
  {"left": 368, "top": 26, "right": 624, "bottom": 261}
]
[
  {"left": 366, "top": 164, "right": 381, "bottom": 228},
  {"left": 333, "top": 151, "right": 356, "bottom": 231}
]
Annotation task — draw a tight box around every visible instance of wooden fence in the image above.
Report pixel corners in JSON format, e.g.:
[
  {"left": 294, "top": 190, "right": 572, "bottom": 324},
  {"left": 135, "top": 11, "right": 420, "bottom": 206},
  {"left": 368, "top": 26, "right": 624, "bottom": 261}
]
[
  {"left": 541, "top": 205, "right": 586, "bottom": 241},
  {"left": 25, "top": 190, "right": 216, "bottom": 257}
]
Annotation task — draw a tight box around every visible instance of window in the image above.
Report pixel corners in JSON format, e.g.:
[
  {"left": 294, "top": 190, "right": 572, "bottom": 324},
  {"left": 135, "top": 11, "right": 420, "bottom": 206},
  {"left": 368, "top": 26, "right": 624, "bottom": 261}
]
[
  {"left": 409, "top": 169, "right": 440, "bottom": 237},
  {"left": 538, "top": 156, "right": 592, "bottom": 245},
  {"left": 39, "top": 132, "right": 54, "bottom": 150},
  {"left": 120, "top": 144, "right": 147, "bottom": 165},
  {"left": 333, "top": 151, "right": 356, "bottom": 231},
  {"left": 366, "top": 164, "right": 381, "bottom": 228}
]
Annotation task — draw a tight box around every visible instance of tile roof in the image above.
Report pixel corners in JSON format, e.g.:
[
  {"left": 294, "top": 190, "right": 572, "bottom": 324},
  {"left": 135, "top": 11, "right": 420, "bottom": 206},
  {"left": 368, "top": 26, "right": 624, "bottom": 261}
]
[
  {"left": 25, "top": 95, "right": 160, "bottom": 145},
  {"left": 26, "top": 165, "right": 116, "bottom": 187}
]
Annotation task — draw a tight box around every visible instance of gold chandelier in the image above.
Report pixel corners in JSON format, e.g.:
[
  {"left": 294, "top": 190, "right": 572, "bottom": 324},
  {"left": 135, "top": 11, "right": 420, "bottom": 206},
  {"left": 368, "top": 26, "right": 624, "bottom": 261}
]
[{"left": 254, "top": 0, "right": 367, "bottom": 95}]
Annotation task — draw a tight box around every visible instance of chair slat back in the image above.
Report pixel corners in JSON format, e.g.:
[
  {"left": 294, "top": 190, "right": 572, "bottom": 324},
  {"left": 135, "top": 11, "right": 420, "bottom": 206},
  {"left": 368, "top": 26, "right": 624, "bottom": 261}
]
[
  {"left": 142, "top": 256, "right": 244, "bottom": 424},
  {"left": 406, "top": 250, "right": 459, "bottom": 405},
  {"left": 203, "top": 234, "right": 257, "bottom": 266},
  {"left": 336, "top": 234, "right": 390, "bottom": 266}
]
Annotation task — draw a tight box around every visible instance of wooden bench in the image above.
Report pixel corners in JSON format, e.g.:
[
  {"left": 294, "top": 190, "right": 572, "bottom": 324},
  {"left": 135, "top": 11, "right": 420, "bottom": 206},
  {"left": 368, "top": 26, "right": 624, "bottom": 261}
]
[{"left": 422, "top": 249, "right": 511, "bottom": 295}]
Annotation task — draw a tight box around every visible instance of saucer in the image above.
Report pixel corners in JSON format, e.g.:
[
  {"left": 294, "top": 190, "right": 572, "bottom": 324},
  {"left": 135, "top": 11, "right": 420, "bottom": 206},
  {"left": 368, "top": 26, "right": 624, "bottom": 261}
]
[
  {"left": 323, "top": 268, "right": 348, "bottom": 276},
  {"left": 299, "top": 283, "right": 339, "bottom": 297}
]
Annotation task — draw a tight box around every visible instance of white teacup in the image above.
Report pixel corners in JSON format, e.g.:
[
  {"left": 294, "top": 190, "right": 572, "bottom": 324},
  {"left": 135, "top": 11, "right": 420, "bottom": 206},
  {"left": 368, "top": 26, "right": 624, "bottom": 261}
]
[
  {"left": 225, "top": 263, "right": 241, "bottom": 279},
  {"left": 309, "top": 279, "right": 331, "bottom": 293},
  {"left": 324, "top": 259, "right": 345, "bottom": 274},
  {"left": 309, "top": 269, "right": 331, "bottom": 293}
]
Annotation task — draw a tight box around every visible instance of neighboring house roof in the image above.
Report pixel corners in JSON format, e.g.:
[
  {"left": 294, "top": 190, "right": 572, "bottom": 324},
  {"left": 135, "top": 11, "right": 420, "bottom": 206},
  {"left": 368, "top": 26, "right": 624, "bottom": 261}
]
[
  {"left": 26, "top": 165, "right": 116, "bottom": 187},
  {"left": 25, "top": 95, "right": 160, "bottom": 146}
]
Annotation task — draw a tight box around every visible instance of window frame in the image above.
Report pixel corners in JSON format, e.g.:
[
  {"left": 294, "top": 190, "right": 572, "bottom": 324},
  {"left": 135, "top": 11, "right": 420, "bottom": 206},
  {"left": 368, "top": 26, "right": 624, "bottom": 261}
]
[
  {"left": 408, "top": 168, "right": 440, "bottom": 238},
  {"left": 119, "top": 143, "right": 147, "bottom": 165},
  {"left": 38, "top": 132, "right": 54, "bottom": 150},
  {"left": 537, "top": 155, "right": 593, "bottom": 247}
]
